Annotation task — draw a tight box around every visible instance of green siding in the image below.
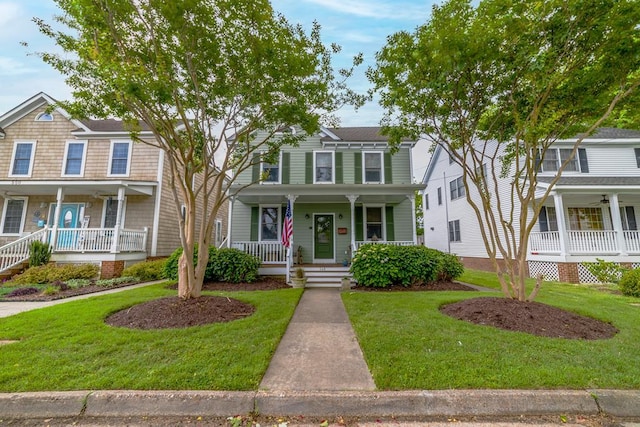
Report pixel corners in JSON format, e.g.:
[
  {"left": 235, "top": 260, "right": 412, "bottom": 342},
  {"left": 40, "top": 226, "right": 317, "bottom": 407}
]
[{"left": 392, "top": 199, "right": 414, "bottom": 241}]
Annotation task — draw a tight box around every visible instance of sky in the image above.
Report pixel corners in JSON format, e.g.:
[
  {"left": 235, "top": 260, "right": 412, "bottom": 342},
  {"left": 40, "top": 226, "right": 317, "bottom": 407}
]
[{"left": 0, "top": 0, "right": 436, "bottom": 180}]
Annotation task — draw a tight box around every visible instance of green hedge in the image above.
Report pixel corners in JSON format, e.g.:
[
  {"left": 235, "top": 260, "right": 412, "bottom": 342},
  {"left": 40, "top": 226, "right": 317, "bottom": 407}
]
[
  {"left": 350, "top": 244, "right": 464, "bottom": 288},
  {"left": 10, "top": 263, "right": 99, "bottom": 285},
  {"left": 122, "top": 259, "right": 167, "bottom": 281},
  {"left": 619, "top": 268, "right": 640, "bottom": 297},
  {"left": 164, "top": 246, "right": 260, "bottom": 283}
]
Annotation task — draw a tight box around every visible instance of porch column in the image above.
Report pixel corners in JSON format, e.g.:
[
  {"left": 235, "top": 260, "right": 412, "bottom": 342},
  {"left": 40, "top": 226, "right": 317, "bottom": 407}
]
[
  {"left": 408, "top": 194, "right": 417, "bottom": 244},
  {"left": 226, "top": 195, "right": 235, "bottom": 248},
  {"left": 50, "top": 187, "right": 64, "bottom": 251},
  {"left": 553, "top": 192, "right": 568, "bottom": 256},
  {"left": 285, "top": 194, "right": 298, "bottom": 284},
  {"left": 346, "top": 194, "right": 359, "bottom": 252},
  {"left": 610, "top": 193, "right": 628, "bottom": 255},
  {"left": 422, "top": 190, "right": 427, "bottom": 246},
  {"left": 110, "top": 187, "right": 125, "bottom": 253}
]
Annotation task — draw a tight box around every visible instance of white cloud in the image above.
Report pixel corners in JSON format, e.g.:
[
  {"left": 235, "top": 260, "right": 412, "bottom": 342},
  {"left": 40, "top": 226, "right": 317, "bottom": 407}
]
[
  {"left": 0, "top": 56, "right": 38, "bottom": 76},
  {"left": 0, "top": 2, "right": 21, "bottom": 26},
  {"left": 304, "top": 0, "right": 428, "bottom": 20}
]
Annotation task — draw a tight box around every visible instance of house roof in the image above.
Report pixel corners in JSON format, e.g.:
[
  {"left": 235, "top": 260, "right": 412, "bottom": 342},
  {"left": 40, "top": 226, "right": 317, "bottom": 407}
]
[
  {"left": 321, "top": 127, "right": 414, "bottom": 142},
  {"left": 577, "top": 127, "right": 640, "bottom": 139},
  {"left": 77, "top": 119, "right": 152, "bottom": 132},
  {"left": 538, "top": 176, "right": 640, "bottom": 186},
  {"left": 0, "top": 92, "right": 90, "bottom": 132}
]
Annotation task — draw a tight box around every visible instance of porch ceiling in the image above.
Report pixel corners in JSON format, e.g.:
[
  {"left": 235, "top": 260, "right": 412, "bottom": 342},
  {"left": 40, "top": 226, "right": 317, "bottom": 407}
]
[
  {"left": 230, "top": 183, "right": 425, "bottom": 204},
  {"left": 0, "top": 180, "right": 157, "bottom": 197}
]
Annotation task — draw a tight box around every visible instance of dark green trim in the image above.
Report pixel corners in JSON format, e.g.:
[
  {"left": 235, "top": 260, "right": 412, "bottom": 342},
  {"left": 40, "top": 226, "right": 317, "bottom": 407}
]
[
  {"left": 384, "top": 152, "right": 392, "bottom": 184},
  {"left": 335, "top": 152, "right": 343, "bottom": 184},
  {"left": 250, "top": 207, "right": 259, "bottom": 241},
  {"left": 282, "top": 152, "right": 290, "bottom": 184},
  {"left": 305, "top": 152, "right": 313, "bottom": 184},
  {"left": 251, "top": 153, "right": 260, "bottom": 183},
  {"left": 354, "top": 152, "right": 362, "bottom": 184},
  {"left": 385, "top": 205, "right": 395, "bottom": 241},
  {"left": 355, "top": 206, "right": 363, "bottom": 241}
]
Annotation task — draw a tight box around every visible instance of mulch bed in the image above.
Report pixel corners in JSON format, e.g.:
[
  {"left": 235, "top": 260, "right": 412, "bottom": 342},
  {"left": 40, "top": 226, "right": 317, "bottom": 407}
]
[
  {"left": 353, "top": 280, "right": 476, "bottom": 292},
  {"left": 0, "top": 282, "right": 138, "bottom": 302}
]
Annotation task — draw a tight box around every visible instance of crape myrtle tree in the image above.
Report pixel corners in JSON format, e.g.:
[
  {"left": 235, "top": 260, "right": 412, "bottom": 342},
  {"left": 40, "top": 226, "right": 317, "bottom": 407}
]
[
  {"left": 31, "top": 0, "right": 363, "bottom": 299},
  {"left": 369, "top": 0, "right": 640, "bottom": 301}
]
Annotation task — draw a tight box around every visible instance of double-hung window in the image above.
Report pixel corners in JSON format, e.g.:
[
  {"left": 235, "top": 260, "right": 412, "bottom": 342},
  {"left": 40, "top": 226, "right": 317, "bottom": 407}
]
[
  {"left": 109, "top": 141, "right": 131, "bottom": 176},
  {"left": 448, "top": 219, "right": 461, "bottom": 242},
  {"left": 365, "top": 206, "right": 384, "bottom": 240},
  {"left": 10, "top": 141, "right": 36, "bottom": 177},
  {"left": 449, "top": 176, "right": 465, "bottom": 200},
  {"left": 540, "top": 148, "right": 584, "bottom": 172},
  {"left": 260, "top": 206, "right": 281, "bottom": 241},
  {"left": 62, "top": 141, "right": 87, "bottom": 176},
  {"left": 103, "top": 198, "right": 126, "bottom": 228},
  {"left": 1, "top": 197, "right": 27, "bottom": 235},
  {"left": 314, "top": 151, "right": 334, "bottom": 183},
  {"left": 261, "top": 153, "right": 280, "bottom": 183},
  {"left": 363, "top": 152, "right": 383, "bottom": 183}
]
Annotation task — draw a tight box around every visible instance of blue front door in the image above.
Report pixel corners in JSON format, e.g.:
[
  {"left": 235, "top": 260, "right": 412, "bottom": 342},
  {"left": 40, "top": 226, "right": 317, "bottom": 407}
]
[{"left": 50, "top": 204, "right": 81, "bottom": 248}]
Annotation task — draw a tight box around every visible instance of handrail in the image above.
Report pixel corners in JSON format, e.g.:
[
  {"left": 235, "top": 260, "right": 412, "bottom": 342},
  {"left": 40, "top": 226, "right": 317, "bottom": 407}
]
[{"left": 0, "top": 228, "right": 49, "bottom": 273}]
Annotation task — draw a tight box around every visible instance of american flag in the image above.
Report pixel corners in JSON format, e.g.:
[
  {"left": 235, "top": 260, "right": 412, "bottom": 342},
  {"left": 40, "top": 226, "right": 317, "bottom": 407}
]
[{"left": 281, "top": 200, "right": 293, "bottom": 248}]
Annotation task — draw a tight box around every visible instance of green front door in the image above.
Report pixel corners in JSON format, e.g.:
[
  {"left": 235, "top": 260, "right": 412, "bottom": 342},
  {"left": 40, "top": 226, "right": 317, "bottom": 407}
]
[{"left": 314, "top": 214, "right": 334, "bottom": 260}]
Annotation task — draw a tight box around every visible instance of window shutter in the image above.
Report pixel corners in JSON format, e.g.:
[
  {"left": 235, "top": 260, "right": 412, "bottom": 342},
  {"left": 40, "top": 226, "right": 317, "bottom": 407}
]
[
  {"left": 335, "top": 151, "right": 343, "bottom": 184},
  {"left": 534, "top": 150, "right": 541, "bottom": 172},
  {"left": 354, "top": 152, "right": 362, "bottom": 184},
  {"left": 305, "top": 152, "right": 313, "bottom": 184},
  {"left": 355, "top": 206, "right": 363, "bottom": 241},
  {"left": 578, "top": 148, "right": 589, "bottom": 173},
  {"left": 250, "top": 207, "right": 259, "bottom": 241},
  {"left": 384, "top": 152, "right": 392, "bottom": 184},
  {"left": 385, "top": 205, "right": 395, "bottom": 241},
  {"left": 539, "top": 207, "right": 549, "bottom": 232},
  {"left": 282, "top": 152, "right": 290, "bottom": 184},
  {"left": 252, "top": 153, "right": 260, "bottom": 182},
  {"left": 626, "top": 206, "right": 637, "bottom": 230},
  {"left": 635, "top": 148, "right": 640, "bottom": 168}
]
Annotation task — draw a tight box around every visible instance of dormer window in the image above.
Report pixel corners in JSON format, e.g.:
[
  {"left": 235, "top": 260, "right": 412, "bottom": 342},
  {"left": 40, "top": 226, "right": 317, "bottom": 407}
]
[{"left": 35, "top": 112, "right": 53, "bottom": 121}]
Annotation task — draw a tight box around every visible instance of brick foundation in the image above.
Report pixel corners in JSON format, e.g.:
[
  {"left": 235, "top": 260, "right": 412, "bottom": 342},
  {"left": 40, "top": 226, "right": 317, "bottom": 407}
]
[
  {"left": 557, "top": 262, "right": 579, "bottom": 283},
  {"left": 101, "top": 260, "right": 125, "bottom": 279}
]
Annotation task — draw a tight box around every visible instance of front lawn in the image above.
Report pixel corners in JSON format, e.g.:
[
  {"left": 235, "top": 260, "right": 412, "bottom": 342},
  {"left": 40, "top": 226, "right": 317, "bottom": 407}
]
[
  {"left": 343, "top": 269, "right": 640, "bottom": 390},
  {"left": 0, "top": 283, "right": 303, "bottom": 391}
]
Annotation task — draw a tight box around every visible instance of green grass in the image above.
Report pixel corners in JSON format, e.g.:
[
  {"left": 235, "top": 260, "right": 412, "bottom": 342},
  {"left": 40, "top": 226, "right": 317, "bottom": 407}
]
[
  {"left": 0, "top": 283, "right": 303, "bottom": 392},
  {"left": 343, "top": 269, "right": 640, "bottom": 390}
]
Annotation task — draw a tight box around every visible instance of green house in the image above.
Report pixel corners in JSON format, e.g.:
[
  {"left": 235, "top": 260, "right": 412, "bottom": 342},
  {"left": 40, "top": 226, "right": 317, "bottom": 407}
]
[{"left": 228, "top": 126, "right": 425, "bottom": 280}]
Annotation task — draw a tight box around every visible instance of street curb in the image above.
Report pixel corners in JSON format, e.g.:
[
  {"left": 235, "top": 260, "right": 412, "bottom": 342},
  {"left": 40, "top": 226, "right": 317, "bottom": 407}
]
[{"left": 3, "top": 389, "right": 637, "bottom": 419}]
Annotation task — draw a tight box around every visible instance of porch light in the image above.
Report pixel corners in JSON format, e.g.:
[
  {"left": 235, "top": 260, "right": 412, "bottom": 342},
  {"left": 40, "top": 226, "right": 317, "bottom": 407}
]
[
  {"left": 305, "top": 214, "right": 310, "bottom": 219},
  {"left": 600, "top": 195, "right": 609, "bottom": 204},
  {"left": 338, "top": 213, "right": 343, "bottom": 219}
]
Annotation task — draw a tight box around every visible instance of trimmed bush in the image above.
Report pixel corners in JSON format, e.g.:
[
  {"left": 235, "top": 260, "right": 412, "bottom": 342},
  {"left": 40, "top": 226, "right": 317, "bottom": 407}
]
[
  {"left": 122, "top": 259, "right": 167, "bottom": 281},
  {"left": 29, "top": 241, "right": 52, "bottom": 267},
  {"left": 164, "top": 245, "right": 219, "bottom": 281},
  {"left": 619, "top": 268, "right": 640, "bottom": 297},
  {"left": 350, "top": 244, "right": 464, "bottom": 288},
  {"left": 212, "top": 248, "right": 260, "bottom": 283},
  {"left": 6, "top": 287, "right": 39, "bottom": 297},
  {"left": 10, "top": 263, "right": 99, "bottom": 285}
]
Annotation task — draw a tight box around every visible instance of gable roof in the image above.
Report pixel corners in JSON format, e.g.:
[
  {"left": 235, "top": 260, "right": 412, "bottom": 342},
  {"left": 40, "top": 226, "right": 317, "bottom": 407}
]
[
  {"left": 77, "top": 119, "right": 152, "bottom": 132},
  {"left": 0, "top": 92, "right": 91, "bottom": 132},
  {"left": 577, "top": 127, "right": 640, "bottom": 139},
  {"left": 321, "top": 126, "right": 415, "bottom": 142}
]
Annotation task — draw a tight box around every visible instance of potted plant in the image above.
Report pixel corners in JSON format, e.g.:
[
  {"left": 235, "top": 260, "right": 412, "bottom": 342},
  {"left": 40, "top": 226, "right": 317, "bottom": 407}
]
[
  {"left": 341, "top": 276, "right": 351, "bottom": 291},
  {"left": 291, "top": 267, "right": 307, "bottom": 288}
]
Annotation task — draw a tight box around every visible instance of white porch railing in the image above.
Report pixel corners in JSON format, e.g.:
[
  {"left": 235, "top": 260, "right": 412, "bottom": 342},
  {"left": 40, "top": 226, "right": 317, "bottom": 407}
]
[
  {"left": 231, "top": 241, "right": 286, "bottom": 264},
  {"left": 529, "top": 231, "right": 561, "bottom": 254},
  {"left": 624, "top": 230, "right": 640, "bottom": 254},
  {"left": 53, "top": 227, "right": 148, "bottom": 253},
  {"left": 530, "top": 230, "right": 634, "bottom": 255},
  {"left": 354, "top": 241, "right": 415, "bottom": 251},
  {"left": 0, "top": 228, "right": 49, "bottom": 272}
]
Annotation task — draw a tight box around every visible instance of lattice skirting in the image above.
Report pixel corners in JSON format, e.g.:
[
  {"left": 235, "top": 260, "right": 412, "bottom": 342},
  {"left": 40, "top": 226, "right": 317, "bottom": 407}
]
[
  {"left": 577, "top": 263, "right": 601, "bottom": 284},
  {"left": 527, "top": 261, "right": 559, "bottom": 281},
  {"left": 633, "top": 262, "right": 640, "bottom": 269}
]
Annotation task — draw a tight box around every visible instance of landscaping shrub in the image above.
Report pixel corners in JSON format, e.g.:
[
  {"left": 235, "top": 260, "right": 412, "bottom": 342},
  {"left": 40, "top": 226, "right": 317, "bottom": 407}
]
[
  {"left": 122, "top": 259, "right": 167, "bottom": 281},
  {"left": 350, "top": 244, "right": 464, "bottom": 288},
  {"left": 28, "top": 241, "right": 52, "bottom": 267},
  {"left": 582, "top": 258, "right": 626, "bottom": 284},
  {"left": 6, "top": 287, "right": 39, "bottom": 297},
  {"left": 619, "top": 268, "right": 640, "bottom": 297},
  {"left": 10, "top": 263, "right": 99, "bottom": 285},
  {"left": 212, "top": 248, "right": 260, "bottom": 283},
  {"left": 95, "top": 276, "right": 137, "bottom": 287},
  {"left": 164, "top": 245, "right": 219, "bottom": 281}
]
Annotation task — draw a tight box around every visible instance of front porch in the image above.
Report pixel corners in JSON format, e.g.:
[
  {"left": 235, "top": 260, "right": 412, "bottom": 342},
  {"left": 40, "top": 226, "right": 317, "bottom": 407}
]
[{"left": 529, "top": 230, "right": 640, "bottom": 256}]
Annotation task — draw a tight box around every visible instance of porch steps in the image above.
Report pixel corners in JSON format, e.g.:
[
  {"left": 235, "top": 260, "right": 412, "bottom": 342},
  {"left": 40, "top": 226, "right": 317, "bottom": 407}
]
[
  {"left": 293, "top": 265, "right": 351, "bottom": 288},
  {"left": 0, "top": 260, "right": 29, "bottom": 281}
]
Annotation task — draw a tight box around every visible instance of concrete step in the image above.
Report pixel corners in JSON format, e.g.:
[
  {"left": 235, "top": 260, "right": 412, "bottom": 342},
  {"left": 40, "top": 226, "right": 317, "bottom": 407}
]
[{"left": 290, "top": 265, "right": 352, "bottom": 288}]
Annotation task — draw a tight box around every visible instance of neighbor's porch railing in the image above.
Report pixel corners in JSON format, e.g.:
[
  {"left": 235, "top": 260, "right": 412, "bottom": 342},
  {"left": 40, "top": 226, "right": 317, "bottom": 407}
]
[
  {"left": 530, "top": 230, "right": 640, "bottom": 255},
  {"left": 231, "top": 241, "right": 287, "bottom": 264},
  {"left": 354, "top": 241, "right": 415, "bottom": 251}
]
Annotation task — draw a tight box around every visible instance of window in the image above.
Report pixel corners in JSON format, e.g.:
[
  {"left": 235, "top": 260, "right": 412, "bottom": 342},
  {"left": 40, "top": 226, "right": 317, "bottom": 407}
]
[
  {"left": 260, "top": 206, "right": 280, "bottom": 241},
  {"left": 437, "top": 187, "right": 442, "bottom": 205},
  {"left": 568, "top": 207, "right": 604, "bottom": 231},
  {"left": 539, "top": 206, "right": 558, "bottom": 232},
  {"left": 424, "top": 193, "right": 429, "bottom": 210},
  {"left": 102, "top": 198, "right": 125, "bottom": 228},
  {"left": 35, "top": 112, "right": 53, "bottom": 121},
  {"left": 540, "top": 148, "right": 584, "bottom": 172},
  {"left": 261, "top": 153, "right": 280, "bottom": 183},
  {"left": 1, "top": 198, "right": 27, "bottom": 235},
  {"left": 363, "top": 152, "right": 383, "bottom": 183},
  {"left": 62, "top": 141, "right": 86, "bottom": 176},
  {"left": 10, "top": 141, "right": 36, "bottom": 176},
  {"left": 448, "top": 219, "right": 461, "bottom": 242},
  {"left": 314, "top": 151, "right": 334, "bottom": 183},
  {"left": 109, "top": 141, "right": 131, "bottom": 176},
  {"left": 620, "top": 206, "right": 637, "bottom": 231},
  {"left": 365, "top": 206, "right": 383, "bottom": 240},
  {"left": 215, "top": 219, "right": 223, "bottom": 246},
  {"left": 449, "top": 176, "right": 465, "bottom": 200}
]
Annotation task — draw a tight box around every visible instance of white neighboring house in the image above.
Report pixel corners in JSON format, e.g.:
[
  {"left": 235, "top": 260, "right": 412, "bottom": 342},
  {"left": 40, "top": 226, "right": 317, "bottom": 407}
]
[{"left": 421, "top": 128, "right": 640, "bottom": 283}]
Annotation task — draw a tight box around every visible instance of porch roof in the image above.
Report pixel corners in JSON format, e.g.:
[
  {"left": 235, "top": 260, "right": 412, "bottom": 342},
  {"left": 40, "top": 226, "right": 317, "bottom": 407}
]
[
  {"left": 537, "top": 176, "right": 640, "bottom": 190},
  {"left": 229, "top": 183, "right": 425, "bottom": 204},
  {"left": 0, "top": 180, "right": 157, "bottom": 197}
]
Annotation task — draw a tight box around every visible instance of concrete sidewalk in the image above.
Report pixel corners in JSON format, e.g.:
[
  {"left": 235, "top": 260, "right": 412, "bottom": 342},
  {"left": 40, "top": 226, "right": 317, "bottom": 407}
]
[{"left": 260, "top": 288, "right": 376, "bottom": 391}]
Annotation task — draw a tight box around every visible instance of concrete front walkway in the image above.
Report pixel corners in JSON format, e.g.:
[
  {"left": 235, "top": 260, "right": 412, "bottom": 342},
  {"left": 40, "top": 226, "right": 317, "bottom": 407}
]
[{"left": 260, "top": 288, "right": 376, "bottom": 391}]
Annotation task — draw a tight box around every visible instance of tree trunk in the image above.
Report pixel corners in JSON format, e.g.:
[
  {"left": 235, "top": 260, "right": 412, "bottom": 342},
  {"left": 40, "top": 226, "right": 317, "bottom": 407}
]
[{"left": 177, "top": 252, "right": 201, "bottom": 299}]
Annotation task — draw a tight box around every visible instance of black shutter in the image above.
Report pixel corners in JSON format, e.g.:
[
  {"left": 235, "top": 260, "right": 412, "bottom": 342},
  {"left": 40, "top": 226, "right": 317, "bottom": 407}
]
[
  {"left": 281, "top": 152, "right": 290, "bottom": 184},
  {"left": 305, "top": 152, "right": 313, "bottom": 184},
  {"left": 355, "top": 206, "right": 363, "bottom": 241},
  {"left": 578, "top": 148, "right": 589, "bottom": 173},
  {"left": 335, "top": 152, "right": 343, "bottom": 184},
  {"left": 385, "top": 205, "right": 395, "bottom": 241},
  {"left": 626, "top": 206, "right": 637, "bottom": 230},
  {"left": 635, "top": 148, "right": 640, "bottom": 168},
  {"left": 539, "top": 207, "right": 549, "bottom": 232},
  {"left": 354, "top": 152, "right": 362, "bottom": 184},
  {"left": 250, "top": 207, "right": 259, "bottom": 241},
  {"left": 384, "top": 152, "right": 392, "bottom": 184}
]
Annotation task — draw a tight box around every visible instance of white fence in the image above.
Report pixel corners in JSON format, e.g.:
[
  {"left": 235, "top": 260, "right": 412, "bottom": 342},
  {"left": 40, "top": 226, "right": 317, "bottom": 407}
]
[
  {"left": 53, "top": 227, "right": 148, "bottom": 253},
  {"left": 231, "top": 241, "right": 287, "bottom": 264},
  {"left": 530, "top": 230, "right": 640, "bottom": 255}
]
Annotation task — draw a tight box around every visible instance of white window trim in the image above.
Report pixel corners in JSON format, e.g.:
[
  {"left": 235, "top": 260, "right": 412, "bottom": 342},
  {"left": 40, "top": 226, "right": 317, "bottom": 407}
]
[
  {"left": 1, "top": 196, "right": 28, "bottom": 236},
  {"left": 449, "top": 219, "right": 461, "bottom": 242},
  {"left": 61, "top": 140, "right": 88, "bottom": 177},
  {"left": 540, "top": 148, "right": 581, "bottom": 173},
  {"left": 215, "top": 219, "right": 223, "bottom": 246},
  {"left": 108, "top": 140, "right": 132, "bottom": 177},
  {"left": 9, "top": 140, "right": 37, "bottom": 178},
  {"left": 362, "top": 151, "right": 385, "bottom": 184},
  {"left": 260, "top": 151, "right": 282, "bottom": 184},
  {"left": 259, "top": 204, "right": 281, "bottom": 242},
  {"left": 363, "top": 204, "right": 386, "bottom": 241},
  {"left": 35, "top": 112, "right": 54, "bottom": 121},
  {"left": 101, "top": 197, "right": 127, "bottom": 228},
  {"left": 313, "top": 150, "right": 335, "bottom": 184},
  {"left": 450, "top": 176, "right": 465, "bottom": 200}
]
